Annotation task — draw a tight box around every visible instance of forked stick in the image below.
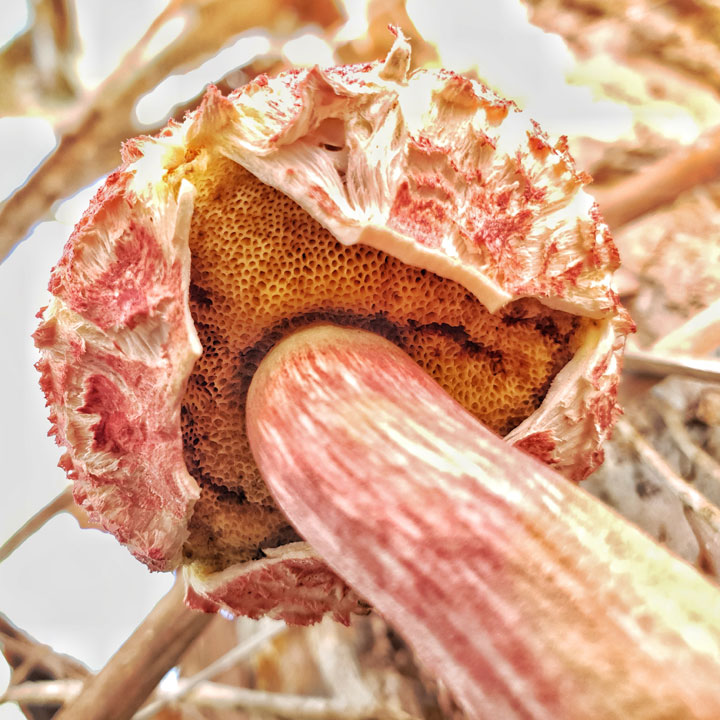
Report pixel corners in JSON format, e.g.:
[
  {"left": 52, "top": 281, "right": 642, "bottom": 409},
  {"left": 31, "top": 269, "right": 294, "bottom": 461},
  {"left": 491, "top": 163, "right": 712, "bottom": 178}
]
[
  {"left": 54, "top": 579, "right": 212, "bottom": 720},
  {"left": 246, "top": 325, "right": 720, "bottom": 720}
]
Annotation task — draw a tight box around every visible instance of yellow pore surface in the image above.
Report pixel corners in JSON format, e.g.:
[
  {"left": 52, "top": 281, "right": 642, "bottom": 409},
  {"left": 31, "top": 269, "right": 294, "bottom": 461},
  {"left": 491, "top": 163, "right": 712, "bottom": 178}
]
[{"left": 181, "top": 154, "right": 590, "bottom": 571}]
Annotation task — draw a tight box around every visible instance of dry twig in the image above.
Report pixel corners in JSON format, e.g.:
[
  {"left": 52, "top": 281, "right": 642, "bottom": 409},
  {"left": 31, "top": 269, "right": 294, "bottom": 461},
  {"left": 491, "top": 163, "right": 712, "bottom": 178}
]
[
  {"left": 623, "top": 345, "right": 720, "bottom": 384},
  {"left": 0, "top": 487, "right": 74, "bottom": 565},
  {"left": 1, "top": 678, "right": 80, "bottom": 706},
  {"left": 133, "top": 620, "right": 284, "bottom": 720},
  {"left": 593, "top": 126, "right": 720, "bottom": 230},
  {"left": 0, "top": 613, "right": 88, "bottom": 720},
  {"left": 0, "top": 0, "right": 342, "bottom": 261},
  {"left": 650, "top": 397, "right": 720, "bottom": 502},
  {"left": 0, "top": 614, "right": 88, "bottom": 685},
  {"left": 615, "top": 418, "right": 720, "bottom": 577},
  {"left": 0, "top": 0, "right": 80, "bottom": 116},
  {"left": 177, "top": 682, "right": 416, "bottom": 720},
  {"left": 3, "top": 678, "right": 417, "bottom": 720},
  {"left": 52, "top": 578, "right": 212, "bottom": 720},
  {"left": 651, "top": 298, "right": 720, "bottom": 356}
]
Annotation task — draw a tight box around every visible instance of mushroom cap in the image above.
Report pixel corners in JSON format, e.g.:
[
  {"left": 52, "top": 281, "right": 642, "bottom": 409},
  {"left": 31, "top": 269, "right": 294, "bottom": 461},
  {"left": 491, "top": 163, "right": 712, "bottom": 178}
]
[{"left": 34, "top": 32, "right": 632, "bottom": 621}]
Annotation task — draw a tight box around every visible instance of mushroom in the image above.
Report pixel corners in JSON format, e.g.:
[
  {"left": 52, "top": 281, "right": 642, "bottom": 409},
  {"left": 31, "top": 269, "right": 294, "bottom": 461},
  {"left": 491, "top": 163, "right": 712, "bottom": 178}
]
[{"left": 35, "top": 32, "right": 632, "bottom": 623}]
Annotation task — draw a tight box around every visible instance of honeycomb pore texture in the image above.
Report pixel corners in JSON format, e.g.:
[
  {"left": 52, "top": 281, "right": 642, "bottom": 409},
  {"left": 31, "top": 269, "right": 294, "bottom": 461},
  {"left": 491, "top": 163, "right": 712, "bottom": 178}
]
[{"left": 181, "top": 153, "right": 592, "bottom": 571}]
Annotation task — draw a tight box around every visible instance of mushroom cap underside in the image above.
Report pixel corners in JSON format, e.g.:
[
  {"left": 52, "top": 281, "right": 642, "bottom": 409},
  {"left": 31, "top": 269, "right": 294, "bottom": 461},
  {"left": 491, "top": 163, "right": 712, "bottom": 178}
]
[{"left": 34, "top": 34, "right": 632, "bottom": 619}]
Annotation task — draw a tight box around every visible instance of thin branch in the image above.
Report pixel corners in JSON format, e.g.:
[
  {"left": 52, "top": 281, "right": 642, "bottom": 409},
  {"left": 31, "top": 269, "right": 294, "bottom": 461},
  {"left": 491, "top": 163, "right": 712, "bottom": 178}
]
[
  {"left": 31, "top": 0, "right": 81, "bottom": 98},
  {"left": 53, "top": 578, "right": 213, "bottom": 720},
  {"left": 1, "top": 679, "right": 82, "bottom": 706},
  {"left": 651, "top": 397, "right": 720, "bottom": 499},
  {"left": 0, "top": 486, "right": 73, "bottom": 564},
  {"left": 181, "top": 682, "right": 416, "bottom": 720},
  {"left": 613, "top": 420, "right": 720, "bottom": 515},
  {"left": 245, "top": 324, "right": 720, "bottom": 718},
  {"left": 620, "top": 298, "right": 720, "bottom": 400},
  {"left": 651, "top": 298, "right": 720, "bottom": 356},
  {"left": 594, "top": 125, "right": 720, "bottom": 230},
  {"left": 0, "top": 612, "right": 89, "bottom": 694},
  {"left": 0, "top": 0, "right": 342, "bottom": 261},
  {"left": 133, "top": 620, "right": 285, "bottom": 720},
  {"left": 615, "top": 418, "right": 720, "bottom": 577},
  {"left": 3, "top": 680, "right": 416, "bottom": 720},
  {"left": 309, "top": 622, "right": 375, "bottom": 709},
  {"left": 0, "top": 0, "right": 80, "bottom": 116},
  {"left": 623, "top": 345, "right": 720, "bottom": 384}
]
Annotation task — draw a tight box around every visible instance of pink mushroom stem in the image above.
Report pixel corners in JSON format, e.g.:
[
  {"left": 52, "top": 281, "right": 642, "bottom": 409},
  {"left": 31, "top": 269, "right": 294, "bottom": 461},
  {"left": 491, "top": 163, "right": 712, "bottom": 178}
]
[{"left": 246, "top": 324, "right": 720, "bottom": 720}]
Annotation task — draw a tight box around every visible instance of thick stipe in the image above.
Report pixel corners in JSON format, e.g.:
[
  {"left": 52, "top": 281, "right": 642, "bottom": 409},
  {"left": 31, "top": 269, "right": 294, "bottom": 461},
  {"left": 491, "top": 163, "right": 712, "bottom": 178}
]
[{"left": 246, "top": 325, "right": 720, "bottom": 720}]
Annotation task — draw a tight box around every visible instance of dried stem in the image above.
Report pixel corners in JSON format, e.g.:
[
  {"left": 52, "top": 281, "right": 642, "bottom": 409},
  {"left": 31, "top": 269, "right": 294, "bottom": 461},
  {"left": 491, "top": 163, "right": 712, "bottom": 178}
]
[
  {"left": 179, "top": 682, "right": 416, "bottom": 719},
  {"left": 308, "top": 622, "right": 375, "bottom": 708},
  {"left": 615, "top": 418, "right": 720, "bottom": 577},
  {"left": 651, "top": 298, "right": 720, "bottom": 356},
  {"left": 2, "top": 679, "right": 415, "bottom": 720},
  {"left": 619, "top": 299, "right": 720, "bottom": 402},
  {"left": 0, "top": 486, "right": 74, "bottom": 565},
  {"left": 1, "top": 678, "right": 81, "bottom": 706},
  {"left": 0, "top": 0, "right": 79, "bottom": 116},
  {"left": 53, "top": 578, "right": 213, "bottom": 720},
  {"left": 651, "top": 397, "right": 720, "bottom": 501},
  {"left": 593, "top": 125, "right": 720, "bottom": 229},
  {"left": 246, "top": 324, "right": 720, "bottom": 720},
  {"left": 0, "top": 0, "right": 342, "bottom": 261},
  {"left": 623, "top": 345, "right": 720, "bottom": 383},
  {"left": 0, "top": 609, "right": 89, "bottom": 720},
  {"left": 133, "top": 620, "right": 284, "bottom": 719}
]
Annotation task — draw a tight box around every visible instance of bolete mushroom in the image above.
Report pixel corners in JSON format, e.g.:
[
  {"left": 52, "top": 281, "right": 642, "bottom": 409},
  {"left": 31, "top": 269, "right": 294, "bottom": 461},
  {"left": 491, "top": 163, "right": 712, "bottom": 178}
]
[{"left": 35, "top": 33, "right": 632, "bottom": 622}]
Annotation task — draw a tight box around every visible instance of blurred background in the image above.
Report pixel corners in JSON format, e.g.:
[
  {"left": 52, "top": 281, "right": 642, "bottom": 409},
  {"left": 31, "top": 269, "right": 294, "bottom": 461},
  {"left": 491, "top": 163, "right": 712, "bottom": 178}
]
[{"left": 1, "top": 0, "right": 719, "bottom": 718}]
